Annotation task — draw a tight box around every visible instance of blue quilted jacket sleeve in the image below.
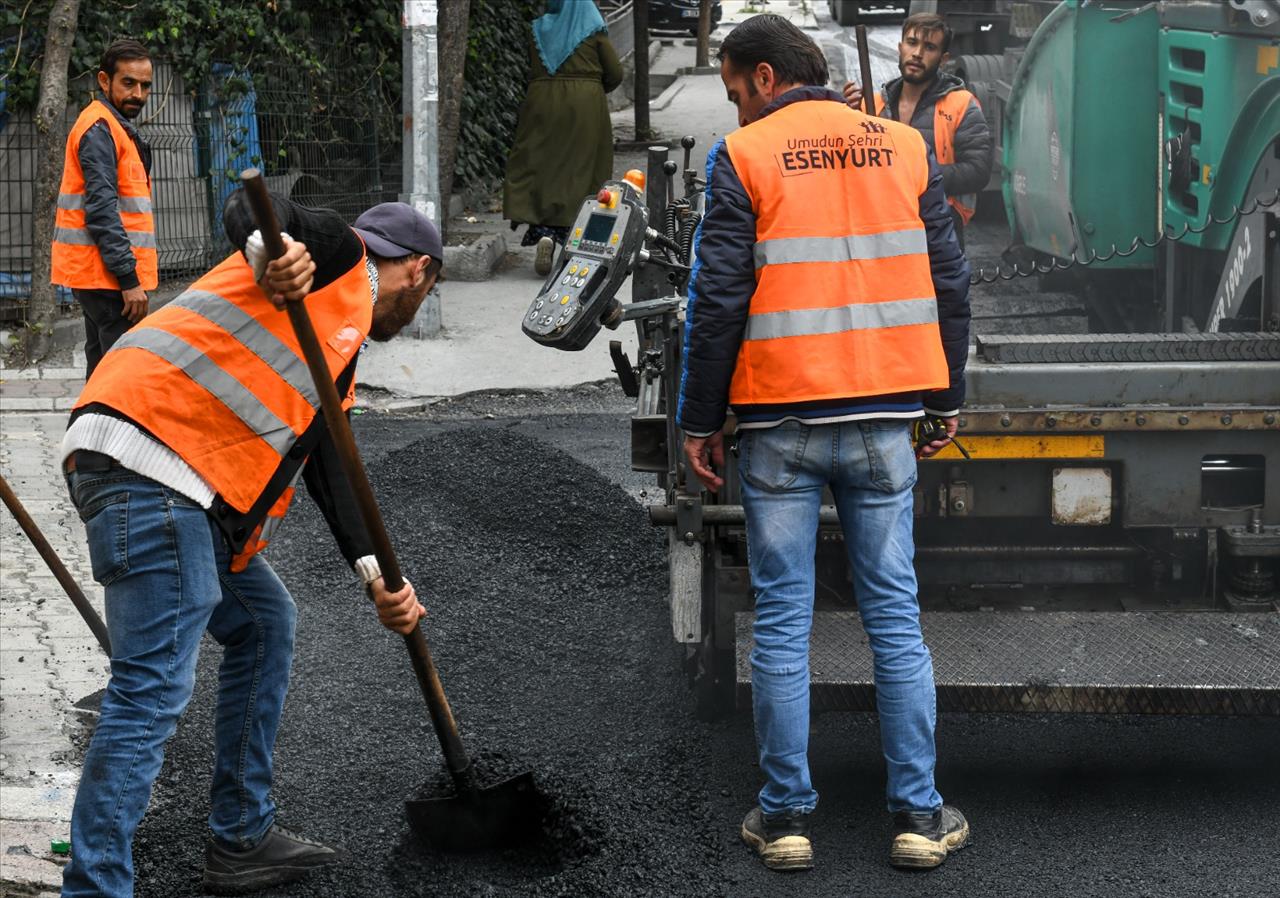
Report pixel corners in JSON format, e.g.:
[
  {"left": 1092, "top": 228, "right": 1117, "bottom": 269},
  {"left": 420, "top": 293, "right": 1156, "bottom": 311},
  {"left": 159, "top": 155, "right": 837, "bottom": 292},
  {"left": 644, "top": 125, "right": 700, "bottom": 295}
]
[{"left": 676, "top": 139, "right": 757, "bottom": 436}]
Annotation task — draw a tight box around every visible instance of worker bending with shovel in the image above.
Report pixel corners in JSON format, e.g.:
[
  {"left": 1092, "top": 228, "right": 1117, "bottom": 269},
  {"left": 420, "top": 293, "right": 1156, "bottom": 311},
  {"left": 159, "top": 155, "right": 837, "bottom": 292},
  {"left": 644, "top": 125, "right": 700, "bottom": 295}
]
[{"left": 58, "top": 193, "right": 441, "bottom": 897}]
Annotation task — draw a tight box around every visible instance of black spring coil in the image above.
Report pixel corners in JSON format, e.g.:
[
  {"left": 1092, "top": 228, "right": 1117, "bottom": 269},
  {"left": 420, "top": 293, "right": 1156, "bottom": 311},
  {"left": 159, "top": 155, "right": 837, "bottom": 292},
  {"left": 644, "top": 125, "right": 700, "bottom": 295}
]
[
  {"left": 969, "top": 187, "right": 1280, "bottom": 285},
  {"left": 678, "top": 213, "right": 701, "bottom": 266},
  {"left": 665, "top": 200, "right": 687, "bottom": 245}
]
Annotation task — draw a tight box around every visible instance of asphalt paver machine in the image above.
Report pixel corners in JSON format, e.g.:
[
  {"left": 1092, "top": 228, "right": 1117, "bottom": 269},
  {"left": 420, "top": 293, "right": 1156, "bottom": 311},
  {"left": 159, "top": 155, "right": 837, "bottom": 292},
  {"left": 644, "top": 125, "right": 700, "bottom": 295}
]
[{"left": 523, "top": 1, "right": 1280, "bottom": 719}]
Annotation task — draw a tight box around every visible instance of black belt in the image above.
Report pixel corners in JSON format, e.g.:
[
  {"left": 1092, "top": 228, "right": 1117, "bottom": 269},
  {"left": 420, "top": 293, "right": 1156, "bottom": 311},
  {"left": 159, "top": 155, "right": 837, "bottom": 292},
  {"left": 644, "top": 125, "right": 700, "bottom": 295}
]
[{"left": 64, "top": 450, "right": 118, "bottom": 474}]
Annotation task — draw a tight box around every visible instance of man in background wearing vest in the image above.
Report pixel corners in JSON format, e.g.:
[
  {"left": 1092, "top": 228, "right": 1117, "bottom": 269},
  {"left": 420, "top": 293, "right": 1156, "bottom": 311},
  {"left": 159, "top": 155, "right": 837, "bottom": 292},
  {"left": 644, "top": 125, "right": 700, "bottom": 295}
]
[
  {"left": 842, "top": 12, "right": 992, "bottom": 249},
  {"left": 59, "top": 193, "right": 442, "bottom": 898},
  {"left": 51, "top": 39, "right": 156, "bottom": 377},
  {"left": 680, "top": 14, "right": 971, "bottom": 875}
]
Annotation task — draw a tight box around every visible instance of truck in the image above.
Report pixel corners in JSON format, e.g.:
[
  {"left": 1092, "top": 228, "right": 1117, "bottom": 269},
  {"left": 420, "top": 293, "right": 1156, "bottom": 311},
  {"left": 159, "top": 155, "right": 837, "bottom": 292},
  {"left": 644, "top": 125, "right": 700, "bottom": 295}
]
[{"left": 524, "top": 0, "right": 1280, "bottom": 720}]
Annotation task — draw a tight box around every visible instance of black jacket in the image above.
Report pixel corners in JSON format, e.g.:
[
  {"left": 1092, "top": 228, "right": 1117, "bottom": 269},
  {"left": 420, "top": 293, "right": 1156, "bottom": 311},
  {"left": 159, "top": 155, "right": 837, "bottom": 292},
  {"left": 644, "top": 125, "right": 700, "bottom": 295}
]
[
  {"left": 77, "top": 99, "right": 153, "bottom": 291},
  {"left": 879, "top": 72, "right": 992, "bottom": 198},
  {"left": 676, "top": 87, "right": 971, "bottom": 437}
]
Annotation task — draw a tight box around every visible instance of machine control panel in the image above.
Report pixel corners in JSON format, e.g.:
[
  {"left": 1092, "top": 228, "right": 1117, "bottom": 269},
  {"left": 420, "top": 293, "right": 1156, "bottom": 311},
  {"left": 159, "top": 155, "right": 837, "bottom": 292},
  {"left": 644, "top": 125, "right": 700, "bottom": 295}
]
[{"left": 522, "top": 177, "right": 649, "bottom": 351}]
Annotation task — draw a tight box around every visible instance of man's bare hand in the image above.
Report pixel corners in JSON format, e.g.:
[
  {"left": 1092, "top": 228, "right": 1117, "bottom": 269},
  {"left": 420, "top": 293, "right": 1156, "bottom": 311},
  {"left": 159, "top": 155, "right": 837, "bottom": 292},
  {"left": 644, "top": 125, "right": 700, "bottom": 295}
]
[
  {"left": 684, "top": 431, "right": 726, "bottom": 493},
  {"left": 917, "top": 416, "right": 958, "bottom": 458},
  {"left": 259, "top": 237, "right": 314, "bottom": 308},
  {"left": 121, "top": 286, "right": 149, "bottom": 323},
  {"left": 842, "top": 82, "right": 864, "bottom": 110},
  {"left": 369, "top": 576, "right": 426, "bottom": 635}
]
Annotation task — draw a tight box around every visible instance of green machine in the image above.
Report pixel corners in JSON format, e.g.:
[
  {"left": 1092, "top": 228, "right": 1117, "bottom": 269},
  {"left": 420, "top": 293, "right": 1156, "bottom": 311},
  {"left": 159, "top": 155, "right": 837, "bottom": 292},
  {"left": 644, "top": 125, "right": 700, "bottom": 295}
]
[{"left": 995, "top": 0, "right": 1280, "bottom": 332}]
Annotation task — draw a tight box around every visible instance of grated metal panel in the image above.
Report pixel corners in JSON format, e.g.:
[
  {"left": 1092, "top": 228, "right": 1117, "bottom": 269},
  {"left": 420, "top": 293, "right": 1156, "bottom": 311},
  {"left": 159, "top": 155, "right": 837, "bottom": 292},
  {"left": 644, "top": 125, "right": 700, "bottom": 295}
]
[
  {"left": 734, "top": 611, "right": 1280, "bottom": 715},
  {"left": 975, "top": 333, "right": 1280, "bottom": 364}
]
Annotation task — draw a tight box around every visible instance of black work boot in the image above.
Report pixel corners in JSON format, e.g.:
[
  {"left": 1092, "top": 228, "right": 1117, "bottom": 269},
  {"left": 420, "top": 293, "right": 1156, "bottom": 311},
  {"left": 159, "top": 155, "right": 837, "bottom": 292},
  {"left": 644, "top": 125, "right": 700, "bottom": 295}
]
[
  {"left": 889, "top": 805, "right": 970, "bottom": 870},
  {"left": 202, "top": 823, "right": 340, "bottom": 894},
  {"left": 740, "top": 806, "right": 814, "bottom": 871}
]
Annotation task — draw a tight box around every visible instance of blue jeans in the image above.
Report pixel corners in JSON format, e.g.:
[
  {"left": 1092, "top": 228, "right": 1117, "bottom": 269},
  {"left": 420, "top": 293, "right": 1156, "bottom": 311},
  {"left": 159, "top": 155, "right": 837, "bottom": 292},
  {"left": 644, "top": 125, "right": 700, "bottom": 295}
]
[
  {"left": 738, "top": 420, "right": 942, "bottom": 817},
  {"left": 62, "top": 466, "right": 297, "bottom": 898}
]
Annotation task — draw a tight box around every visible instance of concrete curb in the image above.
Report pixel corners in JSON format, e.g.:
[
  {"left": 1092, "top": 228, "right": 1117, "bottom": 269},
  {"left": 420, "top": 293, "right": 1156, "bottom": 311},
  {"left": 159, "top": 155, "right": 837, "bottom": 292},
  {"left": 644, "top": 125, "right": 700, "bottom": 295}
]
[
  {"left": 442, "top": 231, "right": 508, "bottom": 282},
  {"left": 651, "top": 78, "right": 687, "bottom": 112}
]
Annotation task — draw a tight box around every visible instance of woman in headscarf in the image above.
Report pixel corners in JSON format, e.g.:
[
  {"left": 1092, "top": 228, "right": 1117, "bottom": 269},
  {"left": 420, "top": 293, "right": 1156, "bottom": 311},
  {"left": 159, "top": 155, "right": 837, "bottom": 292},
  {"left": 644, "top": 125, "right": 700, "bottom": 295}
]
[{"left": 503, "top": 0, "right": 624, "bottom": 275}]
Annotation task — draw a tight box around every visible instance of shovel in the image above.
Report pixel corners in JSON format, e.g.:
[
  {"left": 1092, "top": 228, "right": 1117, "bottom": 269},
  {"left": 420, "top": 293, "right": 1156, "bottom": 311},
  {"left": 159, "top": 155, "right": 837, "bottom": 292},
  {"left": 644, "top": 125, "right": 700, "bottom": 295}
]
[{"left": 240, "top": 170, "right": 541, "bottom": 851}]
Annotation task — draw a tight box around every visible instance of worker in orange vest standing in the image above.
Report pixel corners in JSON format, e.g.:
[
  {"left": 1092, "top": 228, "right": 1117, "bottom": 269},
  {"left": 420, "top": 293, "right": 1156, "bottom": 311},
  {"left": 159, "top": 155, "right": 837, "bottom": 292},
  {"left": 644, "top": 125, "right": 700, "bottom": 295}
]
[
  {"left": 680, "top": 15, "right": 971, "bottom": 874},
  {"left": 843, "top": 12, "right": 992, "bottom": 250},
  {"left": 51, "top": 38, "right": 156, "bottom": 377},
  {"left": 59, "top": 192, "right": 442, "bottom": 897}
]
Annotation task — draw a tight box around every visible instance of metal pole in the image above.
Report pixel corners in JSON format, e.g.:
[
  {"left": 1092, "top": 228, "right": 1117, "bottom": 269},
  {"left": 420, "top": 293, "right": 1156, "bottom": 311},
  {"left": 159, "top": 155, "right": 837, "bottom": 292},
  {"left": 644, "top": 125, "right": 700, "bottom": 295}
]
[
  {"left": 633, "top": 0, "right": 651, "bottom": 140},
  {"left": 402, "top": 1, "right": 442, "bottom": 226},
  {"left": 855, "top": 25, "right": 876, "bottom": 116}
]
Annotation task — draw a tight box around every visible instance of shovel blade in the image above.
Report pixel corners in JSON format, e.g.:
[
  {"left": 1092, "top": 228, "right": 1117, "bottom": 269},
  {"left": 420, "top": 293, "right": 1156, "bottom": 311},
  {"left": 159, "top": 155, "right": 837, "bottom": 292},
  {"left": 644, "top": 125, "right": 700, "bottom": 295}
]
[{"left": 406, "top": 771, "right": 543, "bottom": 852}]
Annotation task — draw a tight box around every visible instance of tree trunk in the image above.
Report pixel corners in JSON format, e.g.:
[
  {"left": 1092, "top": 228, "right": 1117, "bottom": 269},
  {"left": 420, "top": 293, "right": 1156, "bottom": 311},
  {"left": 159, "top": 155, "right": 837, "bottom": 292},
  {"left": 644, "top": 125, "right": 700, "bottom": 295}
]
[
  {"left": 632, "top": 0, "right": 652, "bottom": 140},
  {"left": 25, "top": 0, "right": 81, "bottom": 364},
  {"left": 696, "top": 0, "right": 714, "bottom": 68},
  {"left": 436, "top": 0, "right": 470, "bottom": 235}
]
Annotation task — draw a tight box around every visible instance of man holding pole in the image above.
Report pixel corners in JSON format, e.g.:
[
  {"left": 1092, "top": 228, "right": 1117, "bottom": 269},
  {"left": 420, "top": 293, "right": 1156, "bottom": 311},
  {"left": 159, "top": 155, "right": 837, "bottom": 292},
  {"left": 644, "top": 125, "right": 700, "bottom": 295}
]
[
  {"left": 58, "top": 192, "right": 441, "bottom": 897},
  {"left": 843, "top": 12, "right": 991, "bottom": 249}
]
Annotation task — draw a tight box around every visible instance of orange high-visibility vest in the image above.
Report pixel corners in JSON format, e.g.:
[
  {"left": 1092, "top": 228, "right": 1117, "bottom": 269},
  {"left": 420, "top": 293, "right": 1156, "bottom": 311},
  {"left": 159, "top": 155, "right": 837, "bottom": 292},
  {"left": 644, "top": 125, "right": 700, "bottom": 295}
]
[
  {"left": 876, "top": 89, "right": 979, "bottom": 224},
  {"left": 75, "top": 248, "right": 372, "bottom": 570},
  {"left": 52, "top": 100, "right": 158, "bottom": 290},
  {"left": 722, "top": 99, "right": 949, "bottom": 406}
]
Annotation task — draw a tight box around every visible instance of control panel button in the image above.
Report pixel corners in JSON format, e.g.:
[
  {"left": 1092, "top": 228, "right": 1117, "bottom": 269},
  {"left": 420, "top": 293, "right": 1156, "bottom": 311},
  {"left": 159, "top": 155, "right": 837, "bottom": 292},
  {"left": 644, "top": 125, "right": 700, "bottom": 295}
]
[
  {"left": 560, "top": 295, "right": 570, "bottom": 305},
  {"left": 569, "top": 263, "right": 579, "bottom": 275}
]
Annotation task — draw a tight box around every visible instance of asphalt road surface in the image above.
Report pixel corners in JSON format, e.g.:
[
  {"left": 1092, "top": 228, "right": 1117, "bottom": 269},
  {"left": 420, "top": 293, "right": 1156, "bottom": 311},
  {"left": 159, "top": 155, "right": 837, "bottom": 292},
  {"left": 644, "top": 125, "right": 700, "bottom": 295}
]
[{"left": 122, "top": 389, "right": 1279, "bottom": 898}]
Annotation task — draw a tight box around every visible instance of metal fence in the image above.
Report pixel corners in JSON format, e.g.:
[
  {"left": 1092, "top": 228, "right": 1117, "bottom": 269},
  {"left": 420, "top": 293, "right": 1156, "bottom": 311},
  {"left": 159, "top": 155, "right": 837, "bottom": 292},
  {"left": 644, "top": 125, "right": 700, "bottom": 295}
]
[{"left": 0, "top": 58, "right": 395, "bottom": 323}]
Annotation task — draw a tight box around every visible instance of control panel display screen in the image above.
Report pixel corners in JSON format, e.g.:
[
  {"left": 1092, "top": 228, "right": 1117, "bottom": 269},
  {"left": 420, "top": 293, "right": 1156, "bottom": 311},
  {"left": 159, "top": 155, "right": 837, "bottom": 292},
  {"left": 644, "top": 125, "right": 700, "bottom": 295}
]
[{"left": 582, "top": 212, "right": 616, "bottom": 244}]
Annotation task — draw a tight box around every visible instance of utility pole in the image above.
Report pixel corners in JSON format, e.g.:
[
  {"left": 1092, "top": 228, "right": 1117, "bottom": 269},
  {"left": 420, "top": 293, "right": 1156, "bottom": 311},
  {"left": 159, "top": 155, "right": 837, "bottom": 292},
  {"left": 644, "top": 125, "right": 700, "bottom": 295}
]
[
  {"left": 632, "top": 0, "right": 650, "bottom": 140},
  {"left": 400, "top": 0, "right": 442, "bottom": 336},
  {"left": 402, "top": 0, "right": 441, "bottom": 226}
]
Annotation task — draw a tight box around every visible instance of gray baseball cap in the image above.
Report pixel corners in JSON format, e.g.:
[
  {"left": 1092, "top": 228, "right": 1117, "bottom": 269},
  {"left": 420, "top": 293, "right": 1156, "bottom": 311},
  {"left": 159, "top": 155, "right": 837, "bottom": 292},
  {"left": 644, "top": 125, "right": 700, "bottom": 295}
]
[{"left": 353, "top": 202, "right": 444, "bottom": 263}]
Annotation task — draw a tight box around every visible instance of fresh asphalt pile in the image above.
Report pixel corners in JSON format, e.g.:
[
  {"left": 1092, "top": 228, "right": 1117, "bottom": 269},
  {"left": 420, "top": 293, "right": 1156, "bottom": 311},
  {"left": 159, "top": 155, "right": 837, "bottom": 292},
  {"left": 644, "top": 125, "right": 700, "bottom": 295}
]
[
  {"left": 131, "top": 422, "right": 723, "bottom": 897},
  {"left": 123, "top": 400, "right": 1280, "bottom": 898}
]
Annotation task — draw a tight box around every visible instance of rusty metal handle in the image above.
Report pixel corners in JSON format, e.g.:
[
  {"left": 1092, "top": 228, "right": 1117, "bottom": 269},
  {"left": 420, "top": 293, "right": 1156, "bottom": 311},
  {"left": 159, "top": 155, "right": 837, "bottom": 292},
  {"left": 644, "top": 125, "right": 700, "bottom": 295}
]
[
  {"left": 239, "top": 169, "right": 473, "bottom": 781},
  {"left": 856, "top": 25, "right": 877, "bottom": 116},
  {"left": 0, "top": 473, "right": 111, "bottom": 656}
]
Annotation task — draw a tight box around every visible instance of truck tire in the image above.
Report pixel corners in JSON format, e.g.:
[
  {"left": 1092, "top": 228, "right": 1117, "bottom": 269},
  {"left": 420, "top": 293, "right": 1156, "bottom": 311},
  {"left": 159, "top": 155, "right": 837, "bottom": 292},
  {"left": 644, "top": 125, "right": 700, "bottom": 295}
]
[
  {"left": 952, "top": 53, "right": 1005, "bottom": 87},
  {"left": 832, "top": 0, "right": 860, "bottom": 26}
]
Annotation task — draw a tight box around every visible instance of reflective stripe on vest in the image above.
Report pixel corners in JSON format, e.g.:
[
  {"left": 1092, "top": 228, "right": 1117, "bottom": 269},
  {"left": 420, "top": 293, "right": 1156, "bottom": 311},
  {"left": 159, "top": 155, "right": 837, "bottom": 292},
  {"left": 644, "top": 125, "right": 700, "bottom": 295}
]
[
  {"left": 52, "top": 226, "right": 158, "bottom": 249},
  {"left": 753, "top": 228, "right": 926, "bottom": 267},
  {"left": 51, "top": 100, "right": 158, "bottom": 290},
  {"left": 74, "top": 248, "right": 372, "bottom": 515},
  {"left": 875, "top": 88, "right": 978, "bottom": 224},
  {"left": 56, "top": 194, "right": 153, "bottom": 213},
  {"left": 110, "top": 326, "right": 298, "bottom": 456},
  {"left": 166, "top": 290, "right": 321, "bottom": 407},
  {"left": 721, "top": 99, "right": 949, "bottom": 405},
  {"left": 745, "top": 296, "right": 939, "bottom": 342}
]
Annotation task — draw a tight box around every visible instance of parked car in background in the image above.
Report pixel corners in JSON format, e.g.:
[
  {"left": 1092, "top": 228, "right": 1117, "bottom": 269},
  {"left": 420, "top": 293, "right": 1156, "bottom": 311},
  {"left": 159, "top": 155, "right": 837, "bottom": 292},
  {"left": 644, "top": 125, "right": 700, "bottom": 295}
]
[
  {"left": 649, "top": 0, "right": 723, "bottom": 36},
  {"left": 829, "top": 0, "right": 909, "bottom": 26}
]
